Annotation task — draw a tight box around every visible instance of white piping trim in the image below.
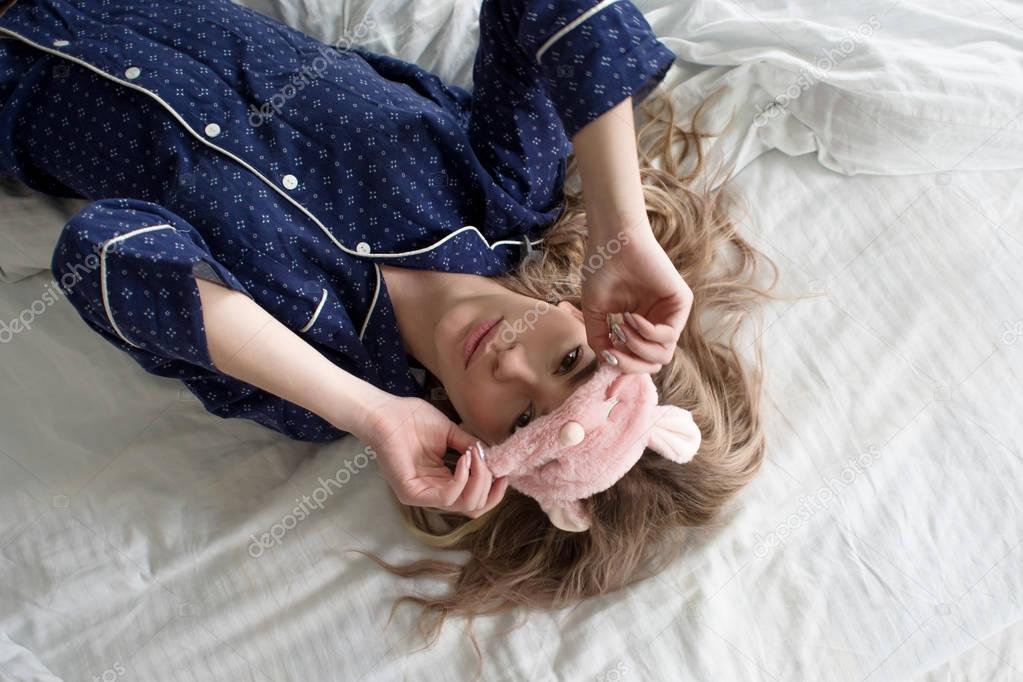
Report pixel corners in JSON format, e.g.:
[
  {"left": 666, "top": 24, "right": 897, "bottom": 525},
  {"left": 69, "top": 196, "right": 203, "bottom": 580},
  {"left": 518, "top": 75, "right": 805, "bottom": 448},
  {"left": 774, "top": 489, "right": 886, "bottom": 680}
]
[
  {"left": 355, "top": 228, "right": 545, "bottom": 345},
  {"left": 99, "top": 223, "right": 175, "bottom": 348},
  {"left": 0, "top": 27, "right": 545, "bottom": 260},
  {"left": 535, "top": 0, "right": 623, "bottom": 64},
  {"left": 299, "top": 287, "right": 328, "bottom": 333},
  {"left": 494, "top": 235, "right": 546, "bottom": 249},
  {"left": 359, "top": 264, "right": 382, "bottom": 340}
]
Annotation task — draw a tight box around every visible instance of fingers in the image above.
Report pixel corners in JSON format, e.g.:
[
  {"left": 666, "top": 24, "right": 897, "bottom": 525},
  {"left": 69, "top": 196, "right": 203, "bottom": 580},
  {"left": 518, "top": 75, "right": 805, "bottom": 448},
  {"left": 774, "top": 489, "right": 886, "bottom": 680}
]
[
  {"left": 603, "top": 312, "right": 677, "bottom": 375},
  {"left": 446, "top": 444, "right": 509, "bottom": 518},
  {"left": 602, "top": 348, "right": 663, "bottom": 375},
  {"left": 582, "top": 306, "right": 612, "bottom": 355},
  {"left": 623, "top": 311, "right": 677, "bottom": 346},
  {"left": 447, "top": 421, "right": 479, "bottom": 455},
  {"left": 438, "top": 447, "right": 472, "bottom": 507},
  {"left": 459, "top": 444, "right": 493, "bottom": 511},
  {"left": 671, "top": 279, "right": 695, "bottom": 331},
  {"left": 616, "top": 313, "right": 676, "bottom": 365},
  {"left": 404, "top": 440, "right": 509, "bottom": 518},
  {"left": 468, "top": 475, "right": 509, "bottom": 519}
]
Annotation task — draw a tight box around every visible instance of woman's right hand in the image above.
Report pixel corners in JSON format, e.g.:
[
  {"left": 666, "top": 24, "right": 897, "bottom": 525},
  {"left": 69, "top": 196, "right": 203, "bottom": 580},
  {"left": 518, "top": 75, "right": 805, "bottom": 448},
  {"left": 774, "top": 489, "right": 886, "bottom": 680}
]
[{"left": 359, "top": 394, "right": 509, "bottom": 518}]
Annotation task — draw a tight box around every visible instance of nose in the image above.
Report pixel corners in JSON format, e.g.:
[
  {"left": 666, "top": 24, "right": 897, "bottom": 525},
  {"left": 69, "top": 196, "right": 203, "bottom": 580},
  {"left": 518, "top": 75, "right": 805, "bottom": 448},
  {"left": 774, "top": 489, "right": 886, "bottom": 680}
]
[{"left": 493, "top": 343, "right": 537, "bottom": 385}]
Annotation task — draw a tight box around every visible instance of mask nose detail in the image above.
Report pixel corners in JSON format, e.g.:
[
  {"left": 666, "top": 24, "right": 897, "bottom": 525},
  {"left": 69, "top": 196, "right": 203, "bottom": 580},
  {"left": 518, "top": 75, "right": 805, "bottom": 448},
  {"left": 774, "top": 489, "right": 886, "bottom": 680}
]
[
  {"left": 605, "top": 395, "right": 621, "bottom": 418},
  {"left": 606, "top": 372, "right": 628, "bottom": 401},
  {"left": 559, "top": 420, "right": 585, "bottom": 446}
]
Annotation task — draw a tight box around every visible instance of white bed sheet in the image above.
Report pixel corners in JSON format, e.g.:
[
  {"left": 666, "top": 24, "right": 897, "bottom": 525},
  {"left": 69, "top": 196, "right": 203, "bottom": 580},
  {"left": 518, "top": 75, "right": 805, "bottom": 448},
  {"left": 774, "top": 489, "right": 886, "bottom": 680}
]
[{"left": 2, "top": 0, "right": 1022, "bottom": 680}]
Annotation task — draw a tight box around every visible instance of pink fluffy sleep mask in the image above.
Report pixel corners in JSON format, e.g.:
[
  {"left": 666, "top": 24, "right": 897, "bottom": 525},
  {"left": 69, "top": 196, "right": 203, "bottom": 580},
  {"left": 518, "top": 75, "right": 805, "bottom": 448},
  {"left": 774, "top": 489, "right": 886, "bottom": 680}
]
[{"left": 482, "top": 362, "right": 702, "bottom": 533}]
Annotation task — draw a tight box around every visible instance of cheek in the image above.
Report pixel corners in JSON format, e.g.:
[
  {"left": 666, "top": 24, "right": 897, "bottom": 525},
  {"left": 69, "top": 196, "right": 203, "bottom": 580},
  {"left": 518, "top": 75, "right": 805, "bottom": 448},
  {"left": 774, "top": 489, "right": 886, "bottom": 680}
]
[{"left": 445, "top": 382, "right": 503, "bottom": 440}]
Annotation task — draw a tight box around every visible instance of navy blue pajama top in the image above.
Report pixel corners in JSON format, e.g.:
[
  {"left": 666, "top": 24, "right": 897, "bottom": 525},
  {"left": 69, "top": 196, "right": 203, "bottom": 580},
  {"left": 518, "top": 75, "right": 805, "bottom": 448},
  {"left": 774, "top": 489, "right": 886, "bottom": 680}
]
[{"left": 0, "top": 0, "right": 675, "bottom": 441}]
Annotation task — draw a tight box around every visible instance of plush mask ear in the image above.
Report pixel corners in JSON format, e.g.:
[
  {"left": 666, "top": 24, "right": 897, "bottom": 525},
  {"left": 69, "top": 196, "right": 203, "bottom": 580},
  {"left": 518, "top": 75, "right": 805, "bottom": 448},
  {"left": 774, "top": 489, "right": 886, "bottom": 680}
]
[
  {"left": 540, "top": 498, "right": 591, "bottom": 533},
  {"left": 648, "top": 405, "right": 702, "bottom": 464}
]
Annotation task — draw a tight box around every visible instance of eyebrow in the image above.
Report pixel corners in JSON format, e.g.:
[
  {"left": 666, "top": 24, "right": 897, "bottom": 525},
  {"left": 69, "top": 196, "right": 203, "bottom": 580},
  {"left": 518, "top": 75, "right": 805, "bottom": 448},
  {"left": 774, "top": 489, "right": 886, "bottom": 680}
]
[
  {"left": 568, "top": 355, "right": 599, "bottom": 389},
  {"left": 540, "top": 354, "right": 598, "bottom": 417}
]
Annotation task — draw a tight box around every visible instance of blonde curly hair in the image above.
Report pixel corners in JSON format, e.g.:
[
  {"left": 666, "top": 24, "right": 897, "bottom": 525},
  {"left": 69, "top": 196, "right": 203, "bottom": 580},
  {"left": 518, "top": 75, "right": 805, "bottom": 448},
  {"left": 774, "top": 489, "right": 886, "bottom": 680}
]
[{"left": 349, "top": 87, "right": 785, "bottom": 678}]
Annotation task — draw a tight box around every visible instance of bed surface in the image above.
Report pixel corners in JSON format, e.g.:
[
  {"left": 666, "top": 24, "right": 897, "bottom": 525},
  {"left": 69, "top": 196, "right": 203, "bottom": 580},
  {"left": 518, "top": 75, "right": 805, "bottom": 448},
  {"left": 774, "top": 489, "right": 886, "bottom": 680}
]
[{"left": 1, "top": 0, "right": 1022, "bottom": 680}]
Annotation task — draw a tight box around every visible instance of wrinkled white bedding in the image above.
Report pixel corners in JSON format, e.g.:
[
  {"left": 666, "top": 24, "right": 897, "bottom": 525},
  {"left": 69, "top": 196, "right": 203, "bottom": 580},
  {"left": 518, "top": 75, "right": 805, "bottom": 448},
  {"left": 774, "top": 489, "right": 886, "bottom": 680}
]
[{"left": 2, "top": 0, "right": 1022, "bottom": 680}]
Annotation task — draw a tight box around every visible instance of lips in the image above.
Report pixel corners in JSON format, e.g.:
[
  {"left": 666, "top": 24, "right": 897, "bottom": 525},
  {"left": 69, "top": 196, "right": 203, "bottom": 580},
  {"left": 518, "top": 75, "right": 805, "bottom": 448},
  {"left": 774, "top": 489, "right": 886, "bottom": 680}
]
[{"left": 464, "top": 317, "right": 502, "bottom": 368}]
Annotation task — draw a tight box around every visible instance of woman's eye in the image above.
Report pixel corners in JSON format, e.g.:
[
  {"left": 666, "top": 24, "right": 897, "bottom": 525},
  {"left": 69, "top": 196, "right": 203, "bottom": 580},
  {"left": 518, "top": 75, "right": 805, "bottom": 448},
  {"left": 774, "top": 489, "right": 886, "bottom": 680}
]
[
  {"left": 513, "top": 405, "right": 533, "bottom": 433},
  {"left": 559, "top": 345, "right": 581, "bottom": 373},
  {"left": 511, "top": 347, "right": 580, "bottom": 434}
]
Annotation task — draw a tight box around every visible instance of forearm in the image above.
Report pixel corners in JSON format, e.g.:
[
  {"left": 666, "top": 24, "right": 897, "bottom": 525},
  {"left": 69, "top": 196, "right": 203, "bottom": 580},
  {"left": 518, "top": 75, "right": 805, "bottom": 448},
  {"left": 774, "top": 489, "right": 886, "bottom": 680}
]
[
  {"left": 571, "top": 97, "right": 650, "bottom": 242},
  {"left": 194, "top": 276, "right": 389, "bottom": 442}
]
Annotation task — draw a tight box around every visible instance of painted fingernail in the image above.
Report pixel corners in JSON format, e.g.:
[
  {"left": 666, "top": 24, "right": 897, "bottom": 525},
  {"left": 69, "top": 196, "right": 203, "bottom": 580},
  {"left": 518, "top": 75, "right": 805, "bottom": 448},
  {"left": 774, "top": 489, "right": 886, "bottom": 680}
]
[
  {"left": 624, "top": 311, "right": 636, "bottom": 326},
  {"left": 476, "top": 442, "right": 487, "bottom": 462},
  {"left": 601, "top": 350, "right": 618, "bottom": 366},
  {"left": 611, "top": 322, "right": 627, "bottom": 344},
  {"left": 464, "top": 448, "right": 472, "bottom": 471}
]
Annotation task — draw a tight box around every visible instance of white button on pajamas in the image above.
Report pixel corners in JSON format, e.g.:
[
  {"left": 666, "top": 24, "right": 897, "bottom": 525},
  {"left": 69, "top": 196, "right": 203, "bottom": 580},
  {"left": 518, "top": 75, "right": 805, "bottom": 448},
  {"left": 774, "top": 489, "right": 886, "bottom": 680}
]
[{"left": 0, "top": 0, "right": 675, "bottom": 441}]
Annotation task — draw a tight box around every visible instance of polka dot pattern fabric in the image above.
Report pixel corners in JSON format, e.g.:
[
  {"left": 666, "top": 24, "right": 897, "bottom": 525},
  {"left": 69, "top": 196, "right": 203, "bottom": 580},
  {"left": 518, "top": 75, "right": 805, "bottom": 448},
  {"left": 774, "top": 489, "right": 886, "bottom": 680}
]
[{"left": 0, "top": 0, "right": 675, "bottom": 441}]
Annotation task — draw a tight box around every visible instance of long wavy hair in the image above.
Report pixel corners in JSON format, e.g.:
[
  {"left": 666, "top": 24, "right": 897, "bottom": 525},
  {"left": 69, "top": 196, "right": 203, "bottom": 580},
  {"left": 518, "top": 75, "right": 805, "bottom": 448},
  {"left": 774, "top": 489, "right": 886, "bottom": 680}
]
[{"left": 351, "top": 87, "right": 785, "bottom": 677}]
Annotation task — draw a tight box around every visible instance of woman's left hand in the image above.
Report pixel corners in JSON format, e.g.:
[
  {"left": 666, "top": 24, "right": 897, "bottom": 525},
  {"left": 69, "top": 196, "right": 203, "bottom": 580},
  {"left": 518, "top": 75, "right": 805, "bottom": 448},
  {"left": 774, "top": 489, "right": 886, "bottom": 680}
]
[
  {"left": 360, "top": 394, "right": 509, "bottom": 518},
  {"left": 580, "top": 219, "right": 693, "bottom": 375}
]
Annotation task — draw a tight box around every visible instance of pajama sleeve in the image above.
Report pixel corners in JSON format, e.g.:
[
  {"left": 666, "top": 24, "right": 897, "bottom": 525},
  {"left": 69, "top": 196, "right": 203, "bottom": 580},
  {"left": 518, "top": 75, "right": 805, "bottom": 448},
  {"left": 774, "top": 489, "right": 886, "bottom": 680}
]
[
  {"left": 501, "top": 0, "right": 677, "bottom": 139},
  {"left": 50, "top": 198, "right": 348, "bottom": 443},
  {"left": 51, "top": 197, "right": 249, "bottom": 373}
]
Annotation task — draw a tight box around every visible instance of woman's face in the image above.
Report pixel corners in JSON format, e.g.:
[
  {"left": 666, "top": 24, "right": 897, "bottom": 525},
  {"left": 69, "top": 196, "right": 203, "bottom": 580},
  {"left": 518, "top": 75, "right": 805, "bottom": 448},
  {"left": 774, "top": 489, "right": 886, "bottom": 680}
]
[{"left": 432, "top": 294, "right": 600, "bottom": 446}]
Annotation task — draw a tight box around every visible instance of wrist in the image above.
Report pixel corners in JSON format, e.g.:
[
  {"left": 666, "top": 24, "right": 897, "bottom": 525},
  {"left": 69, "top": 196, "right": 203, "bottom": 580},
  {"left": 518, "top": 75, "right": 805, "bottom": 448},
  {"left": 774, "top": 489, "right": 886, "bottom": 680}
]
[
  {"left": 319, "top": 369, "right": 392, "bottom": 443},
  {"left": 586, "top": 208, "right": 650, "bottom": 243},
  {"left": 572, "top": 99, "right": 650, "bottom": 244}
]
